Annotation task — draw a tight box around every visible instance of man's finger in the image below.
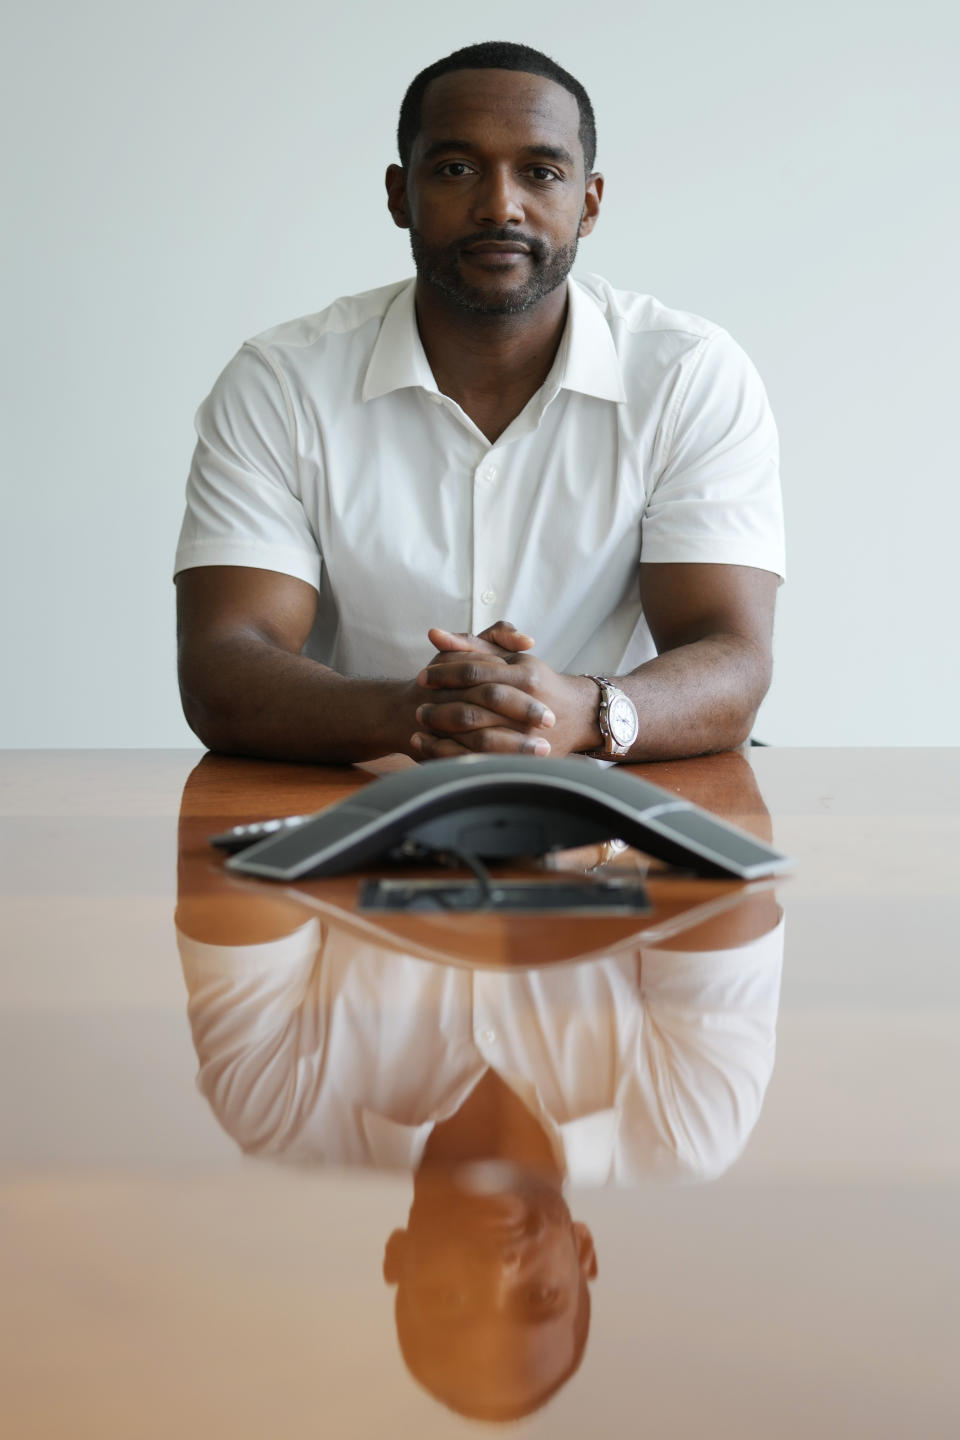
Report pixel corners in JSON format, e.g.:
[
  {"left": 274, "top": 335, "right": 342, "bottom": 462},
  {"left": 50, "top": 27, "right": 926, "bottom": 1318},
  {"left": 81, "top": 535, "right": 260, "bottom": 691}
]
[
  {"left": 426, "top": 621, "right": 535, "bottom": 657},
  {"left": 411, "top": 728, "right": 551, "bottom": 759},
  {"left": 427, "top": 627, "right": 500, "bottom": 656},
  {"left": 416, "top": 689, "right": 555, "bottom": 733},
  {"left": 418, "top": 658, "right": 535, "bottom": 691},
  {"left": 478, "top": 620, "right": 535, "bottom": 652},
  {"left": 410, "top": 732, "right": 471, "bottom": 760}
]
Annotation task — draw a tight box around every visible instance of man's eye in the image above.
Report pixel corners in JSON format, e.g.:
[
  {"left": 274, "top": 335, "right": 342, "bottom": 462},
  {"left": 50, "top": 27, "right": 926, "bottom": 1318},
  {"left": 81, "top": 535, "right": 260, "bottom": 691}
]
[
  {"left": 526, "top": 1283, "right": 561, "bottom": 1308},
  {"left": 438, "top": 162, "right": 473, "bottom": 177},
  {"left": 529, "top": 167, "right": 560, "bottom": 182}
]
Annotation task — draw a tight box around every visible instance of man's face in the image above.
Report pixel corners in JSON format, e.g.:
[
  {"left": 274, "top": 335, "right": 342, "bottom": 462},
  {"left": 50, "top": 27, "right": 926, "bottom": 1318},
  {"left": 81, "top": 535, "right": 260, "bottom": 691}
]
[
  {"left": 389, "top": 68, "right": 602, "bottom": 316},
  {"left": 384, "top": 1181, "right": 596, "bottom": 1417}
]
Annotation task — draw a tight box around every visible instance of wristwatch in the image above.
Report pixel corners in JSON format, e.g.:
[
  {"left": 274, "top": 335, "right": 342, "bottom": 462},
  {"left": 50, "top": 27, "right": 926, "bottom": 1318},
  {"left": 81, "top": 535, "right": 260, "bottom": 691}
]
[{"left": 585, "top": 676, "right": 639, "bottom": 758}]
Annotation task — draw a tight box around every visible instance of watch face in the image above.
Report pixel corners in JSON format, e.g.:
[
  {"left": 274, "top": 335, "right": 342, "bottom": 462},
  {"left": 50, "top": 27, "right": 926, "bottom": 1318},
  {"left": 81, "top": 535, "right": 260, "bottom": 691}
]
[{"left": 608, "top": 694, "right": 638, "bottom": 746}]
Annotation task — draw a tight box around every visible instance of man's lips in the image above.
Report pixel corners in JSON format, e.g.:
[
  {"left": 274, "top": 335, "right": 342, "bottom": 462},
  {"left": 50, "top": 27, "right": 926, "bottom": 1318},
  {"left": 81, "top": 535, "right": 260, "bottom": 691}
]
[
  {"left": 461, "top": 241, "right": 532, "bottom": 263},
  {"left": 463, "top": 242, "right": 530, "bottom": 254}
]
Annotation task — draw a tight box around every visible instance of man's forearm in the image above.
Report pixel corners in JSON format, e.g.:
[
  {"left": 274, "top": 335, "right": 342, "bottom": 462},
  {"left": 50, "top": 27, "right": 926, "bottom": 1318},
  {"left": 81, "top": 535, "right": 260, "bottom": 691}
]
[
  {"left": 179, "top": 632, "right": 417, "bottom": 763},
  {"left": 604, "top": 634, "right": 772, "bottom": 761}
]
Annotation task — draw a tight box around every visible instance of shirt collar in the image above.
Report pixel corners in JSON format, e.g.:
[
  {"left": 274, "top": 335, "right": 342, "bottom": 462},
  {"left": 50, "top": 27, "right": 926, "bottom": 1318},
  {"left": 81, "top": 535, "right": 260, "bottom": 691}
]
[
  {"left": 553, "top": 274, "right": 627, "bottom": 403},
  {"left": 361, "top": 280, "right": 436, "bottom": 401},
  {"left": 360, "top": 1104, "right": 618, "bottom": 1186},
  {"left": 361, "top": 276, "right": 626, "bottom": 405}
]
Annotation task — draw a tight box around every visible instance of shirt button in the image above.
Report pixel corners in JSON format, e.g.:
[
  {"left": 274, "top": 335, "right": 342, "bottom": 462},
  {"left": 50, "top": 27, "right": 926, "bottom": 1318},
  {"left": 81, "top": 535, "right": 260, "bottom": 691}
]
[
  {"left": 480, "top": 589, "right": 496, "bottom": 605},
  {"left": 481, "top": 465, "right": 497, "bottom": 482},
  {"left": 479, "top": 1028, "right": 496, "bottom": 1045},
  {"left": 429, "top": 393, "right": 442, "bottom": 404}
]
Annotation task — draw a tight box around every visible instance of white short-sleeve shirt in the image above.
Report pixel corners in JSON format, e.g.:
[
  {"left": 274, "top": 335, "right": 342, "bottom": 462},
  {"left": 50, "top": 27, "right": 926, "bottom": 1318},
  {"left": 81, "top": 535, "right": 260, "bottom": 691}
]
[
  {"left": 174, "top": 274, "right": 784, "bottom": 679},
  {"left": 178, "top": 914, "right": 784, "bottom": 1186}
]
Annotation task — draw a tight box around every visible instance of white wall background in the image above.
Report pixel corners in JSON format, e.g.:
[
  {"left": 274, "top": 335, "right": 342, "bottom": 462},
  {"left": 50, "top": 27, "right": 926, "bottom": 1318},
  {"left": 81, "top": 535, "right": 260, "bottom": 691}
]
[{"left": 2, "top": 0, "right": 957, "bottom": 746}]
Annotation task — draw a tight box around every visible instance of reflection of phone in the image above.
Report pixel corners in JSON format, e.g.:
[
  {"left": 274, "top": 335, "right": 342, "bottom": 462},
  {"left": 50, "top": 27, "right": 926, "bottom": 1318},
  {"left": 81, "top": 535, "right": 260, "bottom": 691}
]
[
  {"left": 218, "top": 754, "right": 792, "bottom": 882},
  {"left": 357, "top": 875, "right": 653, "bottom": 915},
  {"left": 281, "top": 874, "right": 778, "bottom": 971}
]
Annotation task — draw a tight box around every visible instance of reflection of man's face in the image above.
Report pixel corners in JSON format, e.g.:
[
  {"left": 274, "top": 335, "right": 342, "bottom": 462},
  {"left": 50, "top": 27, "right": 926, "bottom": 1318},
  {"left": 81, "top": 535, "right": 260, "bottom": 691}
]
[{"left": 384, "top": 1177, "right": 596, "bottom": 1419}]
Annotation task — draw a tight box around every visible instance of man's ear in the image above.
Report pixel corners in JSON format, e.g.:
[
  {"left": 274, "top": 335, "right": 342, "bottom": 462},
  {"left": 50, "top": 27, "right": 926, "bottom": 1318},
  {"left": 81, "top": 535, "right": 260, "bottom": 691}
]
[
  {"left": 383, "top": 1228, "right": 407, "bottom": 1284},
  {"left": 573, "top": 1222, "right": 598, "bottom": 1280},
  {"left": 578, "top": 172, "right": 603, "bottom": 238},
  {"left": 385, "top": 165, "right": 410, "bottom": 230}
]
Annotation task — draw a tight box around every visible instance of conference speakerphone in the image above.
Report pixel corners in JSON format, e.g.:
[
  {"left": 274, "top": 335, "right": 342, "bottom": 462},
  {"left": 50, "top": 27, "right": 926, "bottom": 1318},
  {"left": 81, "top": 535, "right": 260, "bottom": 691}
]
[{"left": 212, "top": 754, "right": 793, "bottom": 882}]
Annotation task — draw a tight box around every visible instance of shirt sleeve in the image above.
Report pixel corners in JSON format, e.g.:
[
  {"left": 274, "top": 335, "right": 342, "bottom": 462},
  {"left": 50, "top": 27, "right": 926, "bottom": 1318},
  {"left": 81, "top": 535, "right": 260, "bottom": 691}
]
[
  {"left": 641, "top": 329, "right": 786, "bottom": 580},
  {"left": 617, "top": 916, "right": 785, "bottom": 1183},
  {"left": 173, "top": 342, "right": 322, "bottom": 589},
  {"left": 177, "top": 918, "right": 326, "bottom": 1155}
]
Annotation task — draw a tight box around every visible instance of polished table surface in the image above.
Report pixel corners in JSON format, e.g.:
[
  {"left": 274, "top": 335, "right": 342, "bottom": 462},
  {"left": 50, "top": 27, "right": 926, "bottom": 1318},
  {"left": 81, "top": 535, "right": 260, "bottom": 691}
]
[{"left": 1, "top": 748, "right": 958, "bottom": 1438}]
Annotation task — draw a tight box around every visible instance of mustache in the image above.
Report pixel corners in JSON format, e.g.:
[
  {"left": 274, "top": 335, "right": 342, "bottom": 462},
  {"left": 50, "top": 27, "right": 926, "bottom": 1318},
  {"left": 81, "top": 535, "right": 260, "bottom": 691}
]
[{"left": 454, "top": 229, "right": 547, "bottom": 260}]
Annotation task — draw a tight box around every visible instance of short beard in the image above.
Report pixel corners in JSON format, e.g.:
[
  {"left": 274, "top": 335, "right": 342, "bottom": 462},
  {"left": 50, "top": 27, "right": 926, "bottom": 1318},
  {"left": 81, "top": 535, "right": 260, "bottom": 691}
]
[{"left": 409, "top": 226, "right": 578, "bottom": 316}]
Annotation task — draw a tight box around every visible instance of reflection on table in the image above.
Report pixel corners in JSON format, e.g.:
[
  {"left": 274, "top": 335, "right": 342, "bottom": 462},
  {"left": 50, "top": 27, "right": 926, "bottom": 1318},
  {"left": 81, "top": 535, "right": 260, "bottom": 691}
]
[{"left": 175, "top": 752, "right": 783, "bottom": 1419}]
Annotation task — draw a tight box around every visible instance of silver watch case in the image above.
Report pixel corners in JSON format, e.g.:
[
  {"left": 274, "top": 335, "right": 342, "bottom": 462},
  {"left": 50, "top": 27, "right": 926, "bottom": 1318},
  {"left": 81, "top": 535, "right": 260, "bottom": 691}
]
[{"left": 588, "top": 676, "right": 639, "bottom": 758}]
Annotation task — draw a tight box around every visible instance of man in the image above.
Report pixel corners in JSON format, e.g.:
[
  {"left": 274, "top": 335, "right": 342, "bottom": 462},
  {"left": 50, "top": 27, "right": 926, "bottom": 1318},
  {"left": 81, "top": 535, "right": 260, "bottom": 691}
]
[{"left": 175, "top": 42, "right": 784, "bottom": 765}]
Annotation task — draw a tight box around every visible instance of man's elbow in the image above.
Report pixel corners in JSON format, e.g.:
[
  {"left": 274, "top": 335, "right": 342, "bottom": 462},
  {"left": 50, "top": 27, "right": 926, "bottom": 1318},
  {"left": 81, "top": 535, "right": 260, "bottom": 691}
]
[
  {"left": 177, "top": 651, "right": 250, "bottom": 755},
  {"left": 179, "top": 683, "right": 238, "bottom": 754},
  {"left": 730, "top": 643, "right": 773, "bottom": 746}
]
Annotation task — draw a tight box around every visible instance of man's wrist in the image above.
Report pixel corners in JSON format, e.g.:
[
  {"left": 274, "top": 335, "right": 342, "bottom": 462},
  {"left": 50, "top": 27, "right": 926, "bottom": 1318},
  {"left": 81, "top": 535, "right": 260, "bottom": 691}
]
[
  {"left": 566, "top": 673, "right": 605, "bottom": 754},
  {"left": 354, "top": 678, "right": 422, "bottom": 758}
]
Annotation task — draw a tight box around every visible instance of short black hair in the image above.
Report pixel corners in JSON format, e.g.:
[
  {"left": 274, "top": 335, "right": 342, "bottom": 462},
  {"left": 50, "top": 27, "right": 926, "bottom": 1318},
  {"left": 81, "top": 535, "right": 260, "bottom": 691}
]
[{"left": 397, "top": 41, "right": 597, "bottom": 172}]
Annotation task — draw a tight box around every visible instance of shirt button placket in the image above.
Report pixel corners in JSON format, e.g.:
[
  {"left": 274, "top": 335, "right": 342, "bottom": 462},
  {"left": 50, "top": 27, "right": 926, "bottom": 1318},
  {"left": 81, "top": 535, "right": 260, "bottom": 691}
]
[{"left": 474, "top": 455, "right": 500, "bottom": 629}]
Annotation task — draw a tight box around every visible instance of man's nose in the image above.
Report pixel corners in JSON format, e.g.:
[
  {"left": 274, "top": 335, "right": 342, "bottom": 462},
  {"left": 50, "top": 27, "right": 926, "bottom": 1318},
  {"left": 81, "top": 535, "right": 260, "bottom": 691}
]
[
  {"left": 470, "top": 166, "right": 525, "bottom": 226},
  {"left": 490, "top": 1249, "right": 524, "bottom": 1308}
]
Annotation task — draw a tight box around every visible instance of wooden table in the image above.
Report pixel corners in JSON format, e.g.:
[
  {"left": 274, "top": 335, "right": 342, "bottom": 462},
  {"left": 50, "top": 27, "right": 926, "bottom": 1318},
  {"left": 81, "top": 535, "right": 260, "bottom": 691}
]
[{"left": 1, "top": 749, "right": 958, "bottom": 1438}]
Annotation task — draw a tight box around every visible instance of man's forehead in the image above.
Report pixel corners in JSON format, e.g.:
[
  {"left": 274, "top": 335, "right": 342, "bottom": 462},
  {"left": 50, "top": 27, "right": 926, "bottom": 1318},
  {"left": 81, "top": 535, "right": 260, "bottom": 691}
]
[{"left": 417, "top": 68, "right": 581, "bottom": 153}]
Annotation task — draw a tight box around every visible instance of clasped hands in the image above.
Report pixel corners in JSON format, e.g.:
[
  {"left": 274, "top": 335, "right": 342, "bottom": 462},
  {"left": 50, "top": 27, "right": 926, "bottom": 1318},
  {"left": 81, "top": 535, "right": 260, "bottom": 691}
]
[{"left": 408, "top": 620, "right": 597, "bottom": 761}]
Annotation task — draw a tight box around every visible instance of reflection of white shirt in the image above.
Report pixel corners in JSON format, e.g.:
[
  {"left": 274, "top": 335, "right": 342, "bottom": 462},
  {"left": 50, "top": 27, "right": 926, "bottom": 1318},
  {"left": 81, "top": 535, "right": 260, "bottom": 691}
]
[
  {"left": 178, "top": 917, "right": 784, "bottom": 1186},
  {"left": 174, "top": 274, "right": 784, "bottom": 681}
]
